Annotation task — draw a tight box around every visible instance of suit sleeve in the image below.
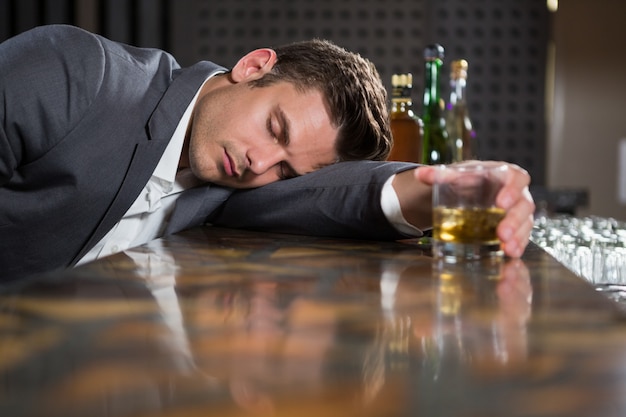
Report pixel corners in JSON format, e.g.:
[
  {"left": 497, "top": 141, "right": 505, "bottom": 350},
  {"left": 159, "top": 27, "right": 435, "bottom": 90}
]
[
  {"left": 209, "top": 160, "right": 419, "bottom": 240},
  {"left": 0, "top": 25, "right": 104, "bottom": 186}
]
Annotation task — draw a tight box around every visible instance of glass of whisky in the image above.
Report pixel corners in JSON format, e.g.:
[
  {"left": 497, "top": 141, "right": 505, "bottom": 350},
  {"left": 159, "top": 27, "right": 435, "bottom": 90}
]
[{"left": 432, "top": 162, "right": 508, "bottom": 262}]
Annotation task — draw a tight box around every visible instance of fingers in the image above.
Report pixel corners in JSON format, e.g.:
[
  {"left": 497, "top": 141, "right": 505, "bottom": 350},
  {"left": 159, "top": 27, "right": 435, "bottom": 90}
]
[
  {"left": 501, "top": 207, "right": 535, "bottom": 257},
  {"left": 497, "top": 167, "right": 535, "bottom": 257},
  {"left": 496, "top": 163, "right": 531, "bottom": 210}
]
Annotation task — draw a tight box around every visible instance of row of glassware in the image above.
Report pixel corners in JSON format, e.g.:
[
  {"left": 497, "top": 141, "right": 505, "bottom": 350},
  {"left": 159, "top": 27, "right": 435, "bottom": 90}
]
[{"left": 531, "top": 214, "right": 626, "bottom": 305}]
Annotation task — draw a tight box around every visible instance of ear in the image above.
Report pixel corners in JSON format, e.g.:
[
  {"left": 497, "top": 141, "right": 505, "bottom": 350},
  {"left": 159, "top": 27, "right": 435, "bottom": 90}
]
[{"left": 230, "top": 48, "right": 277, "bottom": 83}]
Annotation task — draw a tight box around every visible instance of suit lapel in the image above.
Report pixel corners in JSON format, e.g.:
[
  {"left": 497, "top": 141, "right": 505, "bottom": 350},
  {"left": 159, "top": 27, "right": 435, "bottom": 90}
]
[
  {"left": 71, "top": 138, "right": 167, "bottom": 265},
  {"left": 71, "top": 62, "right": 228, "bottom": 265}
]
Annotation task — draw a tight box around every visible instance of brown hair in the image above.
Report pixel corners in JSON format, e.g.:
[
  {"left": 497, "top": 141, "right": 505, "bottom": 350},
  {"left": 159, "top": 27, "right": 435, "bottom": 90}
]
[{"left": 249, "top": 39, "right": 391, "bottom": 162}]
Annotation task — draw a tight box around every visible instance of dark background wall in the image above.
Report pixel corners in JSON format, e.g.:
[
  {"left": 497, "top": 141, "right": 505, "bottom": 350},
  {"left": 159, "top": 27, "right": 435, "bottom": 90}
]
[{"left": 0, "top": 0, "right": 550, "bottom": 187}]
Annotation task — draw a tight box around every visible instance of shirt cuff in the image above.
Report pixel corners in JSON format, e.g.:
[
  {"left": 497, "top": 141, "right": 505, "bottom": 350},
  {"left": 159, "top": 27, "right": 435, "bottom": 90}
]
[{"left": 381, "top": 174, "right": 424, "bottom": 237}]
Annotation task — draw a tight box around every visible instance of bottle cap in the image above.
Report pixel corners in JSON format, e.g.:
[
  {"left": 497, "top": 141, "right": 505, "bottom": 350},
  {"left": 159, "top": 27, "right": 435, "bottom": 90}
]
[
  {"left": 424, "top": 44, "right": 445, "bottom": 60},
  {"left": 392, "top": 74, "right": 413, "bottom": 87},
  {"left": 391, "top": 74, "right": 413, "bottom": 99},
  {"left": 450, "top": 60, "right": 468, "bottom": 79}
]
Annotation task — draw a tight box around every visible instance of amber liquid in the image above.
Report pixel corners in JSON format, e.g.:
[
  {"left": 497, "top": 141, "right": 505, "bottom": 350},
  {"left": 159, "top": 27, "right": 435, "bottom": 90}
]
[
  {"left": 388, "top": 113, "right": 423, "bottom": 163},
  {"left": 433, "top": 206, "right": 505, "bottom": 244}
]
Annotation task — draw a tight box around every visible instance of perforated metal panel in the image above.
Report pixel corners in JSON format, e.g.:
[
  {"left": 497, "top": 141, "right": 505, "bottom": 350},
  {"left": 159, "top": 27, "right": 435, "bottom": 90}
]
[
  {"left": 191, "top": 0, "right": 427, "bottom": 71},
  {"left": 428, "top": 0, "right": 549, "bottom": 185},
  {"left": 0, "top": 0, "right": 548, "bottom": 184}
]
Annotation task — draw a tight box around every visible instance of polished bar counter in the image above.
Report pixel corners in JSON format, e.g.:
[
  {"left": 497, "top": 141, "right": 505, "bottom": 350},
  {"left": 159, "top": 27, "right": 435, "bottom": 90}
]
[{"left": 2, "top": 226, "right": 626, "bottom": 417}]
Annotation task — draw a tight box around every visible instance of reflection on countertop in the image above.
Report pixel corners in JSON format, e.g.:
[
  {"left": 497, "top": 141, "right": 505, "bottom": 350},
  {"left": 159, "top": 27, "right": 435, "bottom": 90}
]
[{"left": 1, "top": 226, "right": 626, "bottom": 417}]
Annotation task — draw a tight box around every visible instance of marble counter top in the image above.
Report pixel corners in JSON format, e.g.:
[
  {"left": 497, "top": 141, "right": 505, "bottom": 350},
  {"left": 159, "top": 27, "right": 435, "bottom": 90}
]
[{"left": 1, "top": 226, "right": 625, "bottom": 416}]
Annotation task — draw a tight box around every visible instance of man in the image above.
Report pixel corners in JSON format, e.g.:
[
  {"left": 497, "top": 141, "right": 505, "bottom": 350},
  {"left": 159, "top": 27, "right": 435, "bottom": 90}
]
[{"left": 0, "top": 25, "right": 535, "bottom": 282}]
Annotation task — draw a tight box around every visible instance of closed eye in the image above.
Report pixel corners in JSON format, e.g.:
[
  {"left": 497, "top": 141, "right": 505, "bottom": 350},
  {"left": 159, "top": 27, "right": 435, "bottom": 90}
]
[
  {"left": 268, "top": 109, "right": 298, "bottom": 180},
  {"left": 267, "top": 109, "right": 290, "bottom": 144},
  {"left": 267, "top": 117, "right": 279, "bottom": 143}
]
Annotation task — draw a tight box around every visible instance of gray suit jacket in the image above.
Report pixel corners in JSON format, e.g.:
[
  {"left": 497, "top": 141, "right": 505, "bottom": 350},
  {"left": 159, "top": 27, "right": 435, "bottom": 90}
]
[{"left": 0, "top": 25, "right": 416, "bottom": 282}]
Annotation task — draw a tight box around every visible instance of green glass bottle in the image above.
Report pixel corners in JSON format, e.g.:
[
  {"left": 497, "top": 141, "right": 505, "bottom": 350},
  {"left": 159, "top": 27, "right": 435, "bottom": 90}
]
[{"left": 421, "top": 44, "right": 453, "bottom": 165}]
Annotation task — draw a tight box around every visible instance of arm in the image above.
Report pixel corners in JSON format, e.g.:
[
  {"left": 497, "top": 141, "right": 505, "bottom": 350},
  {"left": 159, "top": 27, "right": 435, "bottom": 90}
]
[
  {"left": 0, "top": 25, "right": 105, "bottom": 186},
  {"left": 211, "top": 159, "right": 535, "bottom": 257},
  {"left": 209, "top": 160, "right": 418, "bottom": 240}
]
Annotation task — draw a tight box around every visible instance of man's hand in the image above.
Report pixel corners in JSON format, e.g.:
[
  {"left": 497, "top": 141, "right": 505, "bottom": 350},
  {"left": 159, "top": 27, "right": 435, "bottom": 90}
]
[{"left": 393, "top": 161, "right": 535, "bottom": 258}]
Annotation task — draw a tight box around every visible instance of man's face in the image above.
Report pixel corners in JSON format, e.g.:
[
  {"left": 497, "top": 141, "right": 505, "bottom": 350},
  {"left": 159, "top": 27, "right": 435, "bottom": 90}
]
[{"left": 186, "top": 79, "right": 339, "bottom": 189}]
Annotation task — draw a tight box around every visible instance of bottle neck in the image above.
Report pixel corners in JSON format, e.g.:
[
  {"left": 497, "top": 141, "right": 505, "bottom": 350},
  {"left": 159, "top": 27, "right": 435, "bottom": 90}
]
[
  {"left": 392, "top": 97, "right": 413, "bottom": 111},
  {"left": 449, "top": 77, "right": 467, "bottom": 107},
  {"left": 392, "top": 83, "right": 413, "bottom": 112},
  {"left": 423, "top": 59, "right": 443, "bottom": 116}
]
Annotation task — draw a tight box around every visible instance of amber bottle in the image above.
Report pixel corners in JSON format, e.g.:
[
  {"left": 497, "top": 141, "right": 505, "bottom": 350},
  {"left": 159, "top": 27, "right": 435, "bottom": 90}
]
[{"left": 387, "top": 74, "right": 423, "bottom": 163}]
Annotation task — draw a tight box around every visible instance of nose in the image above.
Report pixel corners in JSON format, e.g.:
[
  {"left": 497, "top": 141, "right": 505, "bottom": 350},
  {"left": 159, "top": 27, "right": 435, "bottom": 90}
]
[{"left": 247, "top": 145, "right": 285, "bottom": 176}]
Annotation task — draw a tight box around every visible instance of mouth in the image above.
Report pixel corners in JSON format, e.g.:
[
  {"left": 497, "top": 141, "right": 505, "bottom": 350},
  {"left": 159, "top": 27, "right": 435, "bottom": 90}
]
[{"left": 222, "top": 149, "right": 239, "bottom": 178}]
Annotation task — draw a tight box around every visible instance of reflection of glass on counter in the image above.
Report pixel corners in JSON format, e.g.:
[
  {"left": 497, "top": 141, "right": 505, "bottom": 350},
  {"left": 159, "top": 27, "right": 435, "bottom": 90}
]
[
  {"left": 435, "top": 259, "right": 530, "bottom": 369},
  {"left": 360, "top": 257, "right": 531, "bottom": 403},
  {"left": 400, "top": 259, "right": 533, "bottom": 384}
]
